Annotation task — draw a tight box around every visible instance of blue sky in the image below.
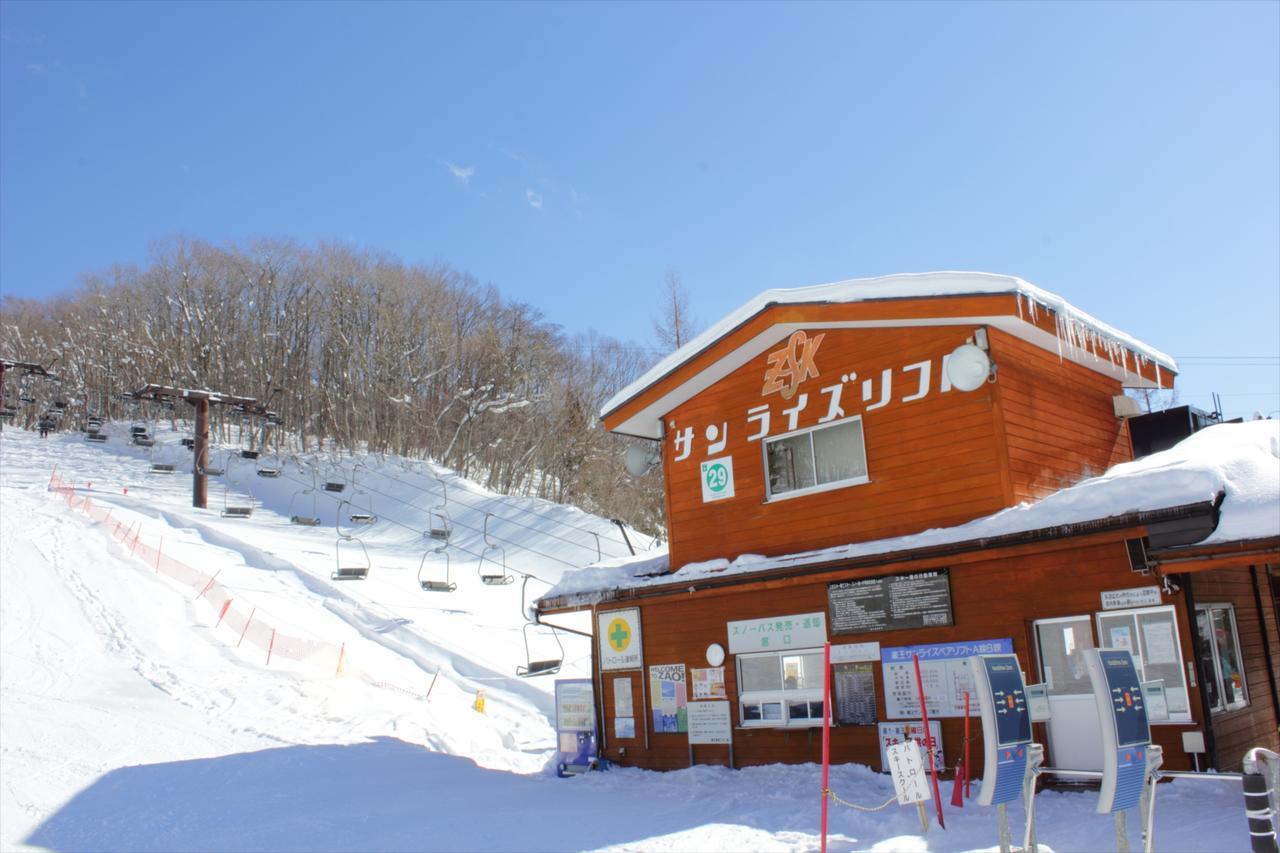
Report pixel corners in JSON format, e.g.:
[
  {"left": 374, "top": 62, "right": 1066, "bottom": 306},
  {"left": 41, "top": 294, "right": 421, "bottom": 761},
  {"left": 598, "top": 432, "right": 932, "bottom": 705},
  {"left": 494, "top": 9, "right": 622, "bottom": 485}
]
[{"left": 2, "top": 1, "right": 1277, "bottom": 418}]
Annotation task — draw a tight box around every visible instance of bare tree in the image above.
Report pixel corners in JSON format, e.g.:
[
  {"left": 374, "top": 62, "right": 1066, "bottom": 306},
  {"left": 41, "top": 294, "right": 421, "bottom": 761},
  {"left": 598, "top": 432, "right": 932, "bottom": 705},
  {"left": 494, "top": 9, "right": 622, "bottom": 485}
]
[{"left": 652, "top": 269, "right": 698, "bottom": 352}]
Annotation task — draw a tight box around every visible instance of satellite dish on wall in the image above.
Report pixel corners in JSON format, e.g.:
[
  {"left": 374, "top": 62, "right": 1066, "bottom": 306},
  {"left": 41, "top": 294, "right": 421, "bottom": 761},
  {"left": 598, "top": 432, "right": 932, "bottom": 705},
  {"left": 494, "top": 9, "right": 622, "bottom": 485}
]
[
  {"left": 946, "top": 344, "right": 992, "bottom": 392},
  {"left": 624, "top": 444, "right": 659, "bottom": 478}
]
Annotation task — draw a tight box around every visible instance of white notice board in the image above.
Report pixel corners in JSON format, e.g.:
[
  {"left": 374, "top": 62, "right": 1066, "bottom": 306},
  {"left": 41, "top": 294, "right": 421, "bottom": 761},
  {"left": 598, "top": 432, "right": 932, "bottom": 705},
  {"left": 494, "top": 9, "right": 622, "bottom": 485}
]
[
  {"left": 882, "top": 639, "right": 1012, "bottom": 718},
  {"left": 688, "top": 700, "right": 732, "bottom": 745}
]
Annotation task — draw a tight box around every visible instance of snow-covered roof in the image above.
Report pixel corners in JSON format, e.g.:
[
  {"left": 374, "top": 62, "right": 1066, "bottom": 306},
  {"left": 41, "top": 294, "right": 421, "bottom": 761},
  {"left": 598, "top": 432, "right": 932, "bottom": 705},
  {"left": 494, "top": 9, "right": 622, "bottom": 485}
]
[
  {"left": 602, "top": 272, "right": 1177, "bottom": 438},
  {"left": 541, "top": 420, "right": 1279, "bottom": 608}
]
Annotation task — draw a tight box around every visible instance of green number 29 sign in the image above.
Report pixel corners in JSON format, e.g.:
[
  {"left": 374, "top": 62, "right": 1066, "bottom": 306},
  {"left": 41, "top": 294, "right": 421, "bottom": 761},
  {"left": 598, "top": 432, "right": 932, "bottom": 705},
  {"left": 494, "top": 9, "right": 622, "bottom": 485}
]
[{"left": 699, "top": 456, "right": 736, "bottom": 503}]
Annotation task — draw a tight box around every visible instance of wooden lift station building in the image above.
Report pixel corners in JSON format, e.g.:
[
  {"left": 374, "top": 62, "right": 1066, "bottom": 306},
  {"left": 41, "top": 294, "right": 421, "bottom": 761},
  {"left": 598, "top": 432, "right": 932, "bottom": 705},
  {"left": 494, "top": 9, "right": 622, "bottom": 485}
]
[{"left": 536, "top": 272, "right": 1280, "bottom": 777}]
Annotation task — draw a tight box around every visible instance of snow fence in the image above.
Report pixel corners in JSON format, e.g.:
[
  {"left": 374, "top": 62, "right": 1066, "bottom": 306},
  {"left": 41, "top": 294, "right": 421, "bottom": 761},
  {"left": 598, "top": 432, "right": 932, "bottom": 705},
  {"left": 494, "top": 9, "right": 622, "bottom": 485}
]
[{"left": 48, "top": 470, "right": 347, "bottom": 674}]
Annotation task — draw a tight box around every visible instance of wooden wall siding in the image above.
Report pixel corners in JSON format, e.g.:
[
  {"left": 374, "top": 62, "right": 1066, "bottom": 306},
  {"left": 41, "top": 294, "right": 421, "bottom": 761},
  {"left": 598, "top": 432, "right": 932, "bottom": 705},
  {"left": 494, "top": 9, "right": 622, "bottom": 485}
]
[
  {"left": 1188, "top": 567, "right": 1280, "bottom": 772},
  {"left": 597, "top": 534, "right": 1206, "bottom": 774},
  {"left": 663, "top": 325, "right": 1011, "bottom": 570},
  {"left": 988, "top": 327, "right": 1133, "bottom": 505}
]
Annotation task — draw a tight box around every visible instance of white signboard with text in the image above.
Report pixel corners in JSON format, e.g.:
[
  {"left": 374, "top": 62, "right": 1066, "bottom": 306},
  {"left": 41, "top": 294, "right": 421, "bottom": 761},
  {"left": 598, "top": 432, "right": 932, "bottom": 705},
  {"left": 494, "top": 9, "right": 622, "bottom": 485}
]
[
  {"left": 727, "top": 612, "right": 827, "bottom": 655},
  {"left": 687, "top": 700, "right": 732, "bottom": 745},
  {"left": 1100, "top": 586, "right": 1162, "bottom": 610}
]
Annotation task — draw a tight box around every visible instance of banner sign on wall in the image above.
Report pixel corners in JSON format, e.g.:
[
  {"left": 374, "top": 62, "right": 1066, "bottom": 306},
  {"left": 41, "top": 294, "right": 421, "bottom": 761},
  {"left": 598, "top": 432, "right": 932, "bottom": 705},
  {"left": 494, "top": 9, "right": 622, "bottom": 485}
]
[
  {"left": 882, "top": 638, "right": 1013, "bottom": 719},
  {"left": 828, "top": 569, "right": 953, "bottom": 635},
  {"left": 598, "top": 608, "right": 643, "bottom": 671},
  {"left": 727, "top": 612, "right": 827, "bottom": 654},
  {"left": 649, "top": 664, "right": 688, "bottom": 733}
]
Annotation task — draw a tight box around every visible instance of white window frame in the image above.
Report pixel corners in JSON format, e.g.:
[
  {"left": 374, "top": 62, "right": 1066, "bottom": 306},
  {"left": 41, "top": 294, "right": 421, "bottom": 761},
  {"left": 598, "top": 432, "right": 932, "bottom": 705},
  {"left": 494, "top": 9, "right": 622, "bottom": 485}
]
[
  {"left": 762, "top": 414, "right": 869, "bottom": 502},
  {"left": 1094, "top": 604, "right": 1192, "bottom": 724},
  {"left": 735, "top": 648, "right": 827, "bottom": 729},
  {"left": 1196, "top": 602, "right": 1249, "bottom": 714}
]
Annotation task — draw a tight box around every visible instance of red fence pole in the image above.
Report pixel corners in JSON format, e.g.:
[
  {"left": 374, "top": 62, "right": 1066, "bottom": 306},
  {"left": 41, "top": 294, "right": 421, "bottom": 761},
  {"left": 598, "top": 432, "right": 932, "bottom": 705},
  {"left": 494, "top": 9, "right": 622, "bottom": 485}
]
[
  {"left": 155, "top": 536, "right": 163, "bottom": 573},
  {"left": 335, "top": 643, "right": 345, "bottom": 676},
  {"left": 237, "top": 607, "right": 256, "bottom": 648},
  {"left": 963, "top": 691, "right": 972, "bottom": 799},
  {"left": 266, "top": 629, "right": 276, "bottom": 666},
  {"left": 197, "top": 571, "right": 221, "bottom": 600},
  {"left": 216, "top": 599, "right": 233, "bottom": 628},
  {"left": 913, "top": 652, "right": 946, "bottom": 830},
  {"left": 821, "top": 641, "right": 832, "bottom": 853}
]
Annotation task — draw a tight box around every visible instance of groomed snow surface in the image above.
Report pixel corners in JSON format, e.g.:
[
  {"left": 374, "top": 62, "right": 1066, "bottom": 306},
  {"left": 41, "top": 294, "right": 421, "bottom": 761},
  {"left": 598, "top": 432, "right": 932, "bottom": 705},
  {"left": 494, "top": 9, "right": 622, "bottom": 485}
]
[{"left": 0, "top": 426, "right": 1254, "bottom": 852}]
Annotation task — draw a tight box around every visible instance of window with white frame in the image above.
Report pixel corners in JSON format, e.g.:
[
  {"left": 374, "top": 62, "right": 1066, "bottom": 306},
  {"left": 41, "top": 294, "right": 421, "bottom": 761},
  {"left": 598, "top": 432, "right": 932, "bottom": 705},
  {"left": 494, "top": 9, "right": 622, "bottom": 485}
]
[
  {"left": 1195, "top": 603, "right": 1248, "bottom": 713},
  {"left": 764, "top": 416, "right": 868, "bottom": 500},
  {"left": 736, "top": 649, "right": 826, "bottom": 727},
  {"left": 1094, "top": 605, "right": 1191, "bottom": 722}
]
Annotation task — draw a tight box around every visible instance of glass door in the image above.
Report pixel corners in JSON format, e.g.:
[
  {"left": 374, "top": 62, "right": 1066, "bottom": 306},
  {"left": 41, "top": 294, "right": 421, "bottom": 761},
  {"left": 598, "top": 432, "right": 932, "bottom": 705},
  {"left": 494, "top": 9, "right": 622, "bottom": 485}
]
[{"left": 1034, "top": 615, "right": 1102, "bottom": 770}]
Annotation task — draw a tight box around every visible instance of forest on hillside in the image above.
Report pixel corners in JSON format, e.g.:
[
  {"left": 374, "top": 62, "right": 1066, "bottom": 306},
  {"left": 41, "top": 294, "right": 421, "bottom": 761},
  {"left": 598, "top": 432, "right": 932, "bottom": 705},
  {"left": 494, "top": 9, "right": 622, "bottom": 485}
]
[{"left": 0, "top": 238, "right": 668, "bottom": 535}]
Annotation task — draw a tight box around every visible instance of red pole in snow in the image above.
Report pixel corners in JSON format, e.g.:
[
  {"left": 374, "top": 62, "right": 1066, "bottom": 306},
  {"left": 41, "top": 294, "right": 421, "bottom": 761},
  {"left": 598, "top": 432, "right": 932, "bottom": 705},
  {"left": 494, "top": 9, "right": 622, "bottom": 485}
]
[
  {"left": 913, "top": 653, "right": 946, "bottom": 830},
  {"left": 821, "top": 641, "right": 832, "bottom": 853},
  {"left": 237, "top": 607, "right": 256, "bottom": 648},
  {"left": 266, "top": 629, "right": 276, "bottom": 666},
  {"left": 964, "top": 691, "right": 972, "bottom": 799}
]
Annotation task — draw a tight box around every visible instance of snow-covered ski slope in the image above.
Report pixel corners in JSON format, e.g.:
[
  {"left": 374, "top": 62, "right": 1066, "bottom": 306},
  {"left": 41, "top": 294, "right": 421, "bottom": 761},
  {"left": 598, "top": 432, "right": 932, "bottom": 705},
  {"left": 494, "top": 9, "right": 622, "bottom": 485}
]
[{"left": 0, "top": 426, "right": 1253, "bottom": 852}]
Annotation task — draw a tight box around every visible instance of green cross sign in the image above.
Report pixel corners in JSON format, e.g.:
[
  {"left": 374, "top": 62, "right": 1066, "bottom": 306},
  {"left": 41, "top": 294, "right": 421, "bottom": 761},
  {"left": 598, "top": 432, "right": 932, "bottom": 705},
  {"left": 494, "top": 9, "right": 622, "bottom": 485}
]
[{"left": 608, "top": 618, "right": 630, "bottom": 651}]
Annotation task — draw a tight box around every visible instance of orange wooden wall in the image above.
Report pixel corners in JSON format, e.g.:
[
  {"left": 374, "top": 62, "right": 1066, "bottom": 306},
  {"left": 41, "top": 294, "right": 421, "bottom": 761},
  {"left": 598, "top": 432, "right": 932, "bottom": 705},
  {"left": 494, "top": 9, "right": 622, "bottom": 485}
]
[
  {"left": 662, "top": 323, "right": 1137, "bottom": 571},
  {"left": 988, "top": 328, "right": 1133, "bottom": 504},
  {"left": 595, "top": 532, "right": 1214, "bottom": 774}
]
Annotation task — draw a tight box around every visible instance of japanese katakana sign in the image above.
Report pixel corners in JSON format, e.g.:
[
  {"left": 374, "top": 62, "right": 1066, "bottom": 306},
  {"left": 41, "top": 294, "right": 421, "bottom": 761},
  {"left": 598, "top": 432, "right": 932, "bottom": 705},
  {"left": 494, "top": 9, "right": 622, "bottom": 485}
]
[
  {"left": 598, "top": 608, "right": 643, "bottom": 671},
  {"left": 727, "top": 612, "right": 827, "bottom": 655},
  {"left": 882, "top": 638, "right": 1014, "bottom": 719}
]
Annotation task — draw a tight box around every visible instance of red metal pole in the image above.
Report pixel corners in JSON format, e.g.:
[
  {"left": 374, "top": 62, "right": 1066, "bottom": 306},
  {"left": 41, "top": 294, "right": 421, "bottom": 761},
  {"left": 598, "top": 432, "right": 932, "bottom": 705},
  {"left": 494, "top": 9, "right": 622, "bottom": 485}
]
[
  {"left": 913, "top": 653, "right": 946, "bottom": 830},
  {"left": 964, "top": 691, "right": 972, "bottom": 799},
  {"left": 821, "top": 641, "right": 832, "bottom": 853}
]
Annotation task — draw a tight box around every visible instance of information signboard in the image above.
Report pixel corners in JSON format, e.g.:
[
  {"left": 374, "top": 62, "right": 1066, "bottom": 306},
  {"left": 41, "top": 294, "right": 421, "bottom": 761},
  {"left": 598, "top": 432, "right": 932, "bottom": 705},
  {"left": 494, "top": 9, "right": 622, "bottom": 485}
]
[
  {"left": 833, "top": 662, "right": 877, "bottom": 725},
  {"left": 687, "top": 700, "right": 732, "bottom": 745},
  {"left": 878, "top": 720, "right": 944, "bottom": 771},
  {"left": 828, "top": 569, "right": 953, "bottom": 635},
  {"left": 882, "top": 638, "right": 1013, "bottom": 718},
  {"left": 727, "top": 612, "right": 826, "bottom": 655}
]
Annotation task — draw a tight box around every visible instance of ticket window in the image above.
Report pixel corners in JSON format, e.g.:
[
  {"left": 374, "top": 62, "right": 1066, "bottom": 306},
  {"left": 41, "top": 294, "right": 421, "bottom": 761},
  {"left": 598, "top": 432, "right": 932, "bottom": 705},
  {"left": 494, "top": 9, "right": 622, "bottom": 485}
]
[{"left": 1034, "top": 615, "right": 1103, "bottom": 770}]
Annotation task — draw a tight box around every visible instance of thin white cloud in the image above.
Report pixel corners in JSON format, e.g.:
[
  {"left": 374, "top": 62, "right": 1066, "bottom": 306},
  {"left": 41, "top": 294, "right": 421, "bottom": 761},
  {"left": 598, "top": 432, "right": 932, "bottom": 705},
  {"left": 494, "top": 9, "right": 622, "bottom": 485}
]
[
  {"left": 525, "top": 189, "right": 543, "bottom": 210},
  {"left": 441, "top": 161, "right": 474, "bottom": 185},
  {"left": 25, "top": 63, "right": 46, "bottom": 73}
]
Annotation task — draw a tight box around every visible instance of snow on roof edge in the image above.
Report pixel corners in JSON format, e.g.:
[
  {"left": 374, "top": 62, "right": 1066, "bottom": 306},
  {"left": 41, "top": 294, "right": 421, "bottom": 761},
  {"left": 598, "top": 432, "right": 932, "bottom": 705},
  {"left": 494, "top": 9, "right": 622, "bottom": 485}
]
[
  {"left": 542, "top": 420, "right": 1279, "bottom": 607},
  {"left": 601, "top": 271, "right": 1177, "bottom": 419}
]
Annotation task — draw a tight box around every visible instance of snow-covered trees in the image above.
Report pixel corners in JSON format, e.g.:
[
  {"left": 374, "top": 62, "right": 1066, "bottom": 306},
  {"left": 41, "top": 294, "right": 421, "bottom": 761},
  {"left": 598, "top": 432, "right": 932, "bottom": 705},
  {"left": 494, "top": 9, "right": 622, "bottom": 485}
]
[{"left": 0, "top": 238, "right": 666, "bottom": 536}]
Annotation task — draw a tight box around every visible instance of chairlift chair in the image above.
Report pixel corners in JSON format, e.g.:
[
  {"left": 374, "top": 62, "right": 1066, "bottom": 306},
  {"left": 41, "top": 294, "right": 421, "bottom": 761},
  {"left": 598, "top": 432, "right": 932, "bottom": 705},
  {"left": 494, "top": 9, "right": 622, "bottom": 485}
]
[
  {"left": 345, "top": 468, "right": 377, "bottom": 524},
  {"left": 416, "top": 545, "right": 456, "bottom": 592},
  {"left": 198, "top": 448, "right": 226, "bottom": 478},
  {"left": 289, "top": 477, "right": 322, "bottom": 526},
  {"left": 332, "top": 535, "right": 370, "bottom": 580},
  {"left": 240, "top": 449, "right": 260, "bottom": 460},
  {"left": 322, "top": 468, "right": 346, "bottom": 493},
  {"left": 221, "top": 480, "right": 254, "bottom": 518},
  {"left": 132, "top": 433, "right": 155, "bottom": 447},
  {"left": 517, "top": 622, "right": 564, "bottom": 677},
  {"left": 426, "top": 475, "right": 452, "bottom": 541},
  {"left": 86, "top": 430, "right": 107, "bottom": 442},
  {"left": 477, "top": 513, "right": 513, "bottom": 586},
  {"left": 149, "top": 451, "right": 177, "bottom": 475},
  {"left": 256, "top": 461, "right": 282, "bottom": 478},
  {"left": 516, "top": 576, "right": 563, "bottom": 676}
]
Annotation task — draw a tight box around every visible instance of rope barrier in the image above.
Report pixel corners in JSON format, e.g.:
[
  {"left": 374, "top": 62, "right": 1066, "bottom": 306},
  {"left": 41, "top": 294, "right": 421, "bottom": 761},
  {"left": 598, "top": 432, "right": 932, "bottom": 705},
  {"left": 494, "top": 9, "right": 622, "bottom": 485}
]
[{"left": 824, "top": 789, "right": 899, "bottom": 813}]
